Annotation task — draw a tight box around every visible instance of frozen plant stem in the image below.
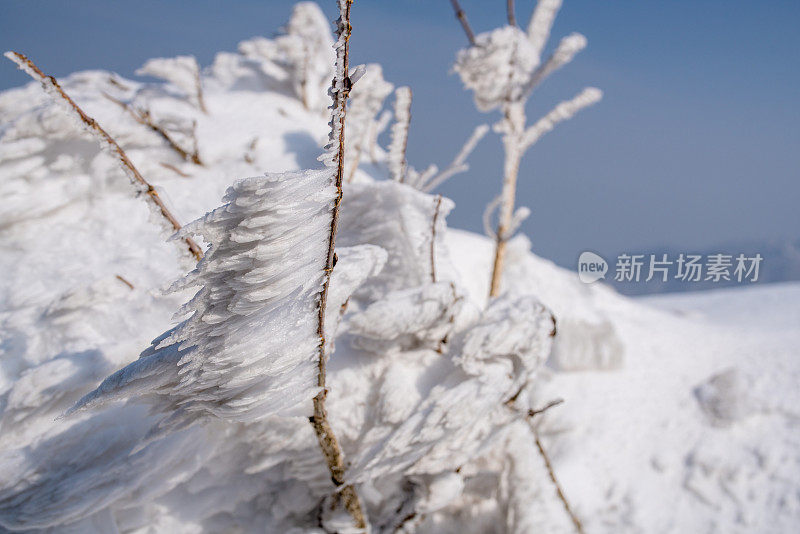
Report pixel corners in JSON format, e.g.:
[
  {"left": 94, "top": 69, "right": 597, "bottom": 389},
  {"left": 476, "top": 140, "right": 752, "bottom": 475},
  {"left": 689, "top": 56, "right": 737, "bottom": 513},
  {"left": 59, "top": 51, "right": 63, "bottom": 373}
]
[
  {"left": 5, "top": 51, "right": 203, "bottom": 263},
  {"left": 309, "top": 1, "right": 367, "bottom": 530},
  {"left": 489, "top": 102, "right": 525, "bottom": 298}
]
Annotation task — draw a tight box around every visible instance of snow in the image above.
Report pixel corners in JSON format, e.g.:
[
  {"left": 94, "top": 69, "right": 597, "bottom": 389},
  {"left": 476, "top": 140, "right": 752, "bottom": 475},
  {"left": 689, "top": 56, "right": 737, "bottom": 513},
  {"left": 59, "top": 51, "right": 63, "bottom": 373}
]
[{"left": 0, "top": 4, "right": 798, "bottom": 533}]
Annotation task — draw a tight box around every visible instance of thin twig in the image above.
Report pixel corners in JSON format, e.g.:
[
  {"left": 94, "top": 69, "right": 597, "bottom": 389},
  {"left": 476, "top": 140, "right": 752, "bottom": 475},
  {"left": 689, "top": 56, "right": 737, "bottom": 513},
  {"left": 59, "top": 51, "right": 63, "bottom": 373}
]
[
  {"left": 507, "top": 0, "right": 517, "bottom": 26},
  {"left": 310, "top": 1, "right": 367, "bottom": 530},
  {"left": 159, "top": 162, "right": 190, "bottom": 177},
  {"left": 5, "top": 51, "right": 203, "bottom": 263},
  {"left": 508, "top": 395, "right": 583, "bottom": 534},
  {"left": 449, "top": 0, "right": 476, "bottom": 45},
  {"left": 533, "top": 429, "right": 585, "bottom": 534},
  {"left": 115, "top": 275, "right": 134, "bottom": 290},
  {"left": 527, "top": 398, "right": 564, "bottom": 419},
  {"left": 102, "top": 92, "right": 202, "bottom": 165}
]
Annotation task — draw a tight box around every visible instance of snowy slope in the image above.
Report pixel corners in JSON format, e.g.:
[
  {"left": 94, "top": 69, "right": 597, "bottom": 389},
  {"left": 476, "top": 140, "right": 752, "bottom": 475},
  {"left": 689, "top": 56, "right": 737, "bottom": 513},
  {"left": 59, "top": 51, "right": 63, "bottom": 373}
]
[
  {"left": 448, "top": 230, "right": 800, "bottom": 533},
  {"left": 1, "top": 21, "right": 799, "bottom": 534}
]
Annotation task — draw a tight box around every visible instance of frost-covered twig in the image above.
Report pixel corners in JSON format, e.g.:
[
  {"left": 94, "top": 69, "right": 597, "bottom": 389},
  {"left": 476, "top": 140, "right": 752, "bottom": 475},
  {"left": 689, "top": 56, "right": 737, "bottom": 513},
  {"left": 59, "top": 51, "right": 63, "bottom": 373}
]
[
  {"left": 521, "top": 87, "right": 602, "bottom": 150},
  {"left": 310, "top": 1, "right": 367, "bottom": 529},
  {"left": 522, "top": 32, "right": 587, "bottom": 97},
  {"left": 449, "top": 0, "right": 476, "bottom": 46},
  {"left": 388, "top": 87, "right": 412, "bottom": 182},
  {"left": 5, "top": 51, "right": 203, "bottom": 262},
  {"left": 103, "top": 92, "right": 203, "bottom": 164},
  {"left": 421, "top": 124, "right": 489, "bottom": 192},
  {"left": 526, "top": 0, "right": 563, "bottom": 59}
]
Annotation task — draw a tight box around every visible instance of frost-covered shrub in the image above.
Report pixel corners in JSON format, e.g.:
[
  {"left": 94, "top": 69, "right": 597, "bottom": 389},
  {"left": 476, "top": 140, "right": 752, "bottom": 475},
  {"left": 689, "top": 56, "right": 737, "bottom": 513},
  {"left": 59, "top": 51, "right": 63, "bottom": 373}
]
[
  {"left": 454, "top": 26, "right": 539, "bottom": 112},
  {"left": 239, "top": 2, "right": 335, "bottom": 111},
  {"left": 137, "top": 55, "right": 206, "bottom": 112},
  {"left": 346, "top": 64, "right": 394, "bottom": 180}
]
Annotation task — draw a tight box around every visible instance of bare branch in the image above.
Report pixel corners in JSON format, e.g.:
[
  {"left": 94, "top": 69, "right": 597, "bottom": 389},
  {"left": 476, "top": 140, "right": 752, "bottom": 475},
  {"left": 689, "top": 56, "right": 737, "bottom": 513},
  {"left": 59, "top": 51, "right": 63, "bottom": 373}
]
[
  {"left": 507, "top": 0, "right": 517, "bottom": 26},
  {"left": 159, "top": 162, "right": 190, "bottom": 177},
  {"left": 115, "top": 275, "right": 134, "bottom": 290},
  {"left": 5, "top": 51, "right": 203, "bottom": 263},
  {"left": 310, "top": 1, "right": 367, "bottom": 529},
  {"left": 532, "top": 428, "right": 585, "bottom": 534},
  {"left": 102, "top": 92, "right": 203, "bottom": 165},
  {"left": 527, "top": 398, "right": 564, "bottom": 418},
  {"left": 449, "top": 0, "right": 476, "bottom": 46}
]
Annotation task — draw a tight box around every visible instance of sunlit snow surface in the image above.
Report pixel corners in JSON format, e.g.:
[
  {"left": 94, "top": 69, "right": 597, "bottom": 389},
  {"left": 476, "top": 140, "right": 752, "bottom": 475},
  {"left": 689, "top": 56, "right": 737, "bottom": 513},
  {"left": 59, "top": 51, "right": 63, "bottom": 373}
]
[{"left": 1, "top": 27, "right": 799, "bottom": 534}]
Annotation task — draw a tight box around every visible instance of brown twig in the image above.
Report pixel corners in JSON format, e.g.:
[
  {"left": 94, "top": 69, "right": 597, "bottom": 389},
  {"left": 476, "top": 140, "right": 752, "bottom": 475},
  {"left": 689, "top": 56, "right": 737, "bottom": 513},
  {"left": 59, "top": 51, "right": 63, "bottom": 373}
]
[
  {"left": 244, "top": 137, "right": 258, "bottom": 164},
  {"left": 159, "top": 162, "right": 190, "bottom": 177},
  {"left": 449, "top": 0, "right": 476, "bottom": 46},
  {"left": 6, "top": 51, "right": 203, "bottom": 263},
  {"left": 527, "top": 398, "right": 564, "bottom": 419},
  {"left": 533, "top": 429, "right": 585, "bottom": 534},
  {"left": 505, "top": 392, "right": 581, "bottom": 532},
  {"left": 309, "top": 1, "right": 367, "bottom": 530},
  {"left": 511, "top": 397, "right": 584, "bottom": 534},
  {"left": 115, "top": 275, "right": 134, "bottom": 290},
  {"left": 507, "top": 0, "right": 517, "bottom": 26},
  {"left": 102, "top": 92, "right": 203, "bottom": 165}
]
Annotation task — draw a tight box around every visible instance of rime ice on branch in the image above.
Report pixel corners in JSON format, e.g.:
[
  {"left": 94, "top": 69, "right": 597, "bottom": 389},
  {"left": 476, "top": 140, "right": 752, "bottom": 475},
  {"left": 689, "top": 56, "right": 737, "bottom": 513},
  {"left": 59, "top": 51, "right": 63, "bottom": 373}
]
[
  {"left": 451, "top": 0, "right": 602, "bottom": 297},
  {"left": 70, "top": 169, "right": 338, "bottom": 429}
]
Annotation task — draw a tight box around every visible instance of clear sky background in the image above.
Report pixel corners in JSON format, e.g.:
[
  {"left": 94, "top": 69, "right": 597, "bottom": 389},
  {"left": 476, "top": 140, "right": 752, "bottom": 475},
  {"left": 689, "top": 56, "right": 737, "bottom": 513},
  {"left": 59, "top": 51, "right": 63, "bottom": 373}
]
[{"left": 1, "top": 0, "right": 798, "bottom": 269}]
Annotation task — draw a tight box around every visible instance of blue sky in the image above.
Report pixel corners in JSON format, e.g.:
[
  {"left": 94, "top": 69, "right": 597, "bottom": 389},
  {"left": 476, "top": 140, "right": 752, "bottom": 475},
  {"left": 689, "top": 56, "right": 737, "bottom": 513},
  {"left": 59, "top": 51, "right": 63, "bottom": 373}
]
[{"left": 1, "top": 0, "right": 798, "bottom": 268}]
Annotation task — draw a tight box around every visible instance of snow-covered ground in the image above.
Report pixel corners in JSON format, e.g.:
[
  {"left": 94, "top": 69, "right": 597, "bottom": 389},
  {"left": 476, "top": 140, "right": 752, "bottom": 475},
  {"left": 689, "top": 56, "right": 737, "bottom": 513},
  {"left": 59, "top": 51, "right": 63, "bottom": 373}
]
[
  {"left": 448, "top": 229, "right": 800, "bottom": 532},
  {"left": 1, "top": 7, "right": 798, "bottom": 532}
]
